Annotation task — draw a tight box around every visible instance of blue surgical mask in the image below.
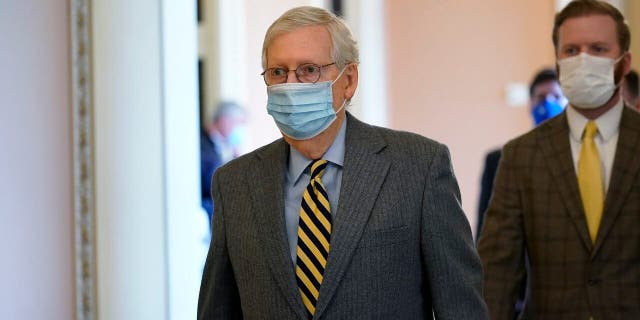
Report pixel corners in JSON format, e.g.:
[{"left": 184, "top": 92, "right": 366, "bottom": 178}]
[
  {"left": 531, "top": 98, "right": 565, "bottom": 125},
  {"left": 266, "top": 68, "right": 347, "bottom": 140},
  {"left": 227, "top": 126, "right": 246, "bottom": 148}
]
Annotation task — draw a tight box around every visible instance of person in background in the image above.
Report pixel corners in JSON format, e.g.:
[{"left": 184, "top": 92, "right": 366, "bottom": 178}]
[
  {"left": 622, "top": 69, "right": 639, "bottom": 110},
  {"left": 479, "top": 1, "right": 640, "bottom": 319},
  {"left": 200, "top": 101, "right": 246, "bottom": 226},
  {"left": 477, "top": 68, "right": 566, "bottom": 238},
  {"left": 198, "top": 6, "right": 487, "bottom": 319}
]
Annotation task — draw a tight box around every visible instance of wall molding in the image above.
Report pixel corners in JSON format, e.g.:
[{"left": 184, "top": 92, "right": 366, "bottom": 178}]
[{"left": 70, "top": 0, "right": 97, "bottom": 319}]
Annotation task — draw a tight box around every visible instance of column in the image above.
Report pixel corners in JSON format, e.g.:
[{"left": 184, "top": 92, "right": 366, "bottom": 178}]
[{"left": 93, "top": 1, "right": 168, "bottom": 318}]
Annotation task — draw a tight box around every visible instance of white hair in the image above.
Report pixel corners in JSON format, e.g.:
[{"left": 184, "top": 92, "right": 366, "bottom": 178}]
[{"left": 261, "top": 6, "right": 359, "bottom": 70}]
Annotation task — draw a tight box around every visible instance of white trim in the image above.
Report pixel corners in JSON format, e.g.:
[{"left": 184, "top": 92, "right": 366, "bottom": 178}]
[
  {"left": 344, "top": 0, "right": 388, "bottom": 126},
  {"left": 162, "top": 0, "right": 210, "bottom": 319}
]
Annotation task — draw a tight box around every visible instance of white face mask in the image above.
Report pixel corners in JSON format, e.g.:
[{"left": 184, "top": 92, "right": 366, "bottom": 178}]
[{"left": 558, "top": 52, "right": 624, "bottom": 109}]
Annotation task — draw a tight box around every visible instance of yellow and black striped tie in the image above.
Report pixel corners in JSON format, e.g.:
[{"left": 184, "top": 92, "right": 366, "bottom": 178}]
[{"left": 295, "top": 159, "right": 332, "bottom": 318}]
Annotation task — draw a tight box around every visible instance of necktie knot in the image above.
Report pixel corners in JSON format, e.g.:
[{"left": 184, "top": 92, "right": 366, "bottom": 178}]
[
  {"left": 583, "top": 121, "right": 599, "bottom": 140},
  {"left": 310, "top": 159, "right": 328, "bottom": 180}
]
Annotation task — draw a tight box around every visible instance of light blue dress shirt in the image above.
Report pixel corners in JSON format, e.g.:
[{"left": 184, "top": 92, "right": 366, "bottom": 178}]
[{"left": 284, "top": 118, "right": 346, "bottom": 264}]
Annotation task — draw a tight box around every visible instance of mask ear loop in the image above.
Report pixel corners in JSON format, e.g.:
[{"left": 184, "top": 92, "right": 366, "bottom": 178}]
[
  {"left": 331, "top": 64, "right": 348, "bottom": 84},
  {"left": 334, "top": 98, "right": 348, "bottom": 114},
  {"left": 613, "top": 52, "right": 627, "bottom": 88},
  {"left": 331, "top": 63, "right": 353, "bottom": 114}
]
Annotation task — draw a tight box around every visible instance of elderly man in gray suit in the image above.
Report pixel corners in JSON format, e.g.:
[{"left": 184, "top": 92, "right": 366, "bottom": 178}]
[{"left": 198, "top": 6, "right": 487, "bottom": 320}]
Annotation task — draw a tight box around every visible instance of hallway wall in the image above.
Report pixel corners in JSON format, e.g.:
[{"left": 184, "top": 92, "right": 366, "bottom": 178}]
[
  {"left": 629, "top": 0, "right": 640, "bottom": 71},
  {"left": 386, "top": 0, "right": 557, "bottom": 234},
  {"left": 0, "top": 0, "right": 74, "bottom": 318}
]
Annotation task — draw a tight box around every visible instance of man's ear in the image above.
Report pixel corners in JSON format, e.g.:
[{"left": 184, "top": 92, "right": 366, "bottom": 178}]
[{"left": 343, "top": 63, "right": 359, "bottom": 100}]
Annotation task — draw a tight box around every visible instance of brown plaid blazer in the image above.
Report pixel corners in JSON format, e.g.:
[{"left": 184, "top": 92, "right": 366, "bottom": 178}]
[{"left": 478, "top": 106, "right": 640, "bottom": 320}]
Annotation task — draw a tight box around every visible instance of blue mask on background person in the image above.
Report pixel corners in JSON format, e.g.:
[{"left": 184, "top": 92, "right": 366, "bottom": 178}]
[
  {"left": 227, "top": 126, "right": 246, "bottom": 148},
  {"left": 531, "top": 98, "right": 565, "bottom": 125},
  {"left": 267, "top": 68, "right": 347, "bottom": 140}
]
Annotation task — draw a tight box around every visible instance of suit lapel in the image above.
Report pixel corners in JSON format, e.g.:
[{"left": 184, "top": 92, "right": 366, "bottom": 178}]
[
  {"left": 537, "top": 113, "right": 593, "bottom": 252},
  {"left": 313, "top": 114, "right": 390, "bottom": 318},
  {"left": 592, "top": 107, "right": 640, "bottom": 255},
  {"left": 251, "top": 140, "right": 307, "bottom": 320}
]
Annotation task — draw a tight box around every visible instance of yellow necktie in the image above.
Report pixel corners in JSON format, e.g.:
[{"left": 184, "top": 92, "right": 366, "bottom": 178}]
[
  {"left": 578, "top": 121, "right": 604, "bottom": 243},
  {"left": 295, "top": 159, "right": 331, "bottom": 318}
]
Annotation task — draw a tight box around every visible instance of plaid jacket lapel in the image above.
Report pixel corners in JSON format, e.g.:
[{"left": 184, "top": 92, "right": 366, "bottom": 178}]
[
  {"left": 537, "top": 113, "right": 593, "bottom": 252},
  {"left": 592, "top": 106, "right": 640, "bottom": 255}
]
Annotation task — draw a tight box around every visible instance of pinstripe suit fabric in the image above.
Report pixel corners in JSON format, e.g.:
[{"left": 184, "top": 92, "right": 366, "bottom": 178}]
[{"left": 198, "top": 113, "right": 488, "bottom": 319}]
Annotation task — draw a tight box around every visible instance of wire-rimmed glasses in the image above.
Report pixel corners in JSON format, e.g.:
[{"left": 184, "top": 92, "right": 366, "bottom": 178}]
[{"left": 261, "top": 62, "right": 336, "bottom": 85}]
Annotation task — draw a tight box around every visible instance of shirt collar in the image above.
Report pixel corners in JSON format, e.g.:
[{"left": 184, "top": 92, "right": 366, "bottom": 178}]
[
  {"left": 288, "top": 117, "right": 347, "bottom": 184},
  {"left": 566, "top": 96, "right": 624, "bottom": 143}
]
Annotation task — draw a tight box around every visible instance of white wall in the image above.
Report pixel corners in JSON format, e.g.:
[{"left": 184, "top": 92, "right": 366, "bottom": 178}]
[
  {"left": 343, "top": 0, "right": 388, "bottom": 126},
  {"left": 162, "top": 1, "right": 210, "bottom": 319},
  {"left": 93, "top": 1, "right": 169, "bottom": 318},
  {"left": 0, "top": 0, "right": 74, "bottom": 319}
]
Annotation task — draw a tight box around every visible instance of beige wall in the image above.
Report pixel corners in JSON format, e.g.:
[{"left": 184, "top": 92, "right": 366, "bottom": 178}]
[
  {"left": 386, "top": 0, "right": 557, "bottom": 233},
  {"left": 629, "top": 0, "right": 640, "bottom": 70},
  {"left": 0, "top": 0, "right": 74, "bottom": 318}
]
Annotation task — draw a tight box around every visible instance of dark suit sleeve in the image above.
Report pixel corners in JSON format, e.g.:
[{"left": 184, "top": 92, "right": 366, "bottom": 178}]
[
  {"left": 421, "top": 144, "right": 489, "bottom": 319},
  {"left": 200, "top": 133, "right": 223, "bottom": 198},
  {"left": 477, "top": 150, "right": 501, "bottom": 237},
  {"left": 198, "top": 170, "right": 243, "bottom": 319},
  {"left": 477, "top": 143, "right": 526, "bottom": 320}
]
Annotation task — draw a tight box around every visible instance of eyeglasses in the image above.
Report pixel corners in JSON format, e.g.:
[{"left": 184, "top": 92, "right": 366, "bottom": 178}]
[{"left": 261, "top": 62, "right": 336, "bottom": 85}]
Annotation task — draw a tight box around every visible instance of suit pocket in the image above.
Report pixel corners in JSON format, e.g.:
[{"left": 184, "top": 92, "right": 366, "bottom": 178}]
[{"left": 357, "top": 226, "right": 410, "bottom": 248}]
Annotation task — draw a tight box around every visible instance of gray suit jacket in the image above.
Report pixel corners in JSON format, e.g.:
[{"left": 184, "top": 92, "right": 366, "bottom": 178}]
[
  {"left": 198, "top": 113, "right": 488, "bottom": 319},
  {"left": 478, "top": 107, "right": 640, "bottom": 319}
]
